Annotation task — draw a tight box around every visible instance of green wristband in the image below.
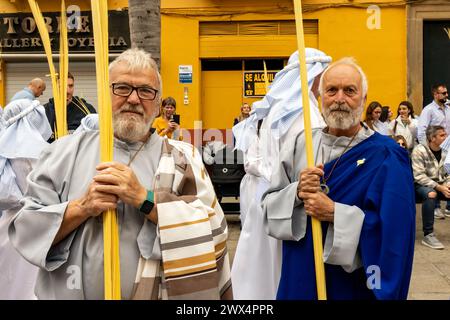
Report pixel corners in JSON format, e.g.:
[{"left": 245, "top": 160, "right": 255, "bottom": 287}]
[{"left": 146, "top": 190, "right": 154, "bottom": 203}]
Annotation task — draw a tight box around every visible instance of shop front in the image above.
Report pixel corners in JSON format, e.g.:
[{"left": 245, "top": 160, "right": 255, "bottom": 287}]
[{"left": 0, "top": 8, "right": 130, "bottom": 107}]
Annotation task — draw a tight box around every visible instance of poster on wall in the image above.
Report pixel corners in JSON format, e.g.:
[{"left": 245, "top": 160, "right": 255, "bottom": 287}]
[
  {"left": 243, "top": 71, "right": 277, "bottom": 97},
  {"left": 179, "top": 65, "right": 193, "bottom": 84}
]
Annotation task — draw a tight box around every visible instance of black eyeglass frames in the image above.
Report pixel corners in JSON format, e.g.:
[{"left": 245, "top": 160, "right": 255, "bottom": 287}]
[{"left": 111, "top": 83, "right": 159, "bottom": 100}]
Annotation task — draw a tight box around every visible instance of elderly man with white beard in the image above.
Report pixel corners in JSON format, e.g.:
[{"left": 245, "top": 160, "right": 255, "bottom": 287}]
[
  {"left": 262, "top": 58, "right": 415, "bottom": 300},
  {"left": 9, "top": 48, "right": 232, "bottom": 300}
]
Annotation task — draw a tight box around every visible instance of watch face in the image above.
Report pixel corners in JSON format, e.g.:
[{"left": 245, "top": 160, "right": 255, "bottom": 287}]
[{"left": 140, "top": 200, "right": 154, "bottom": 215}]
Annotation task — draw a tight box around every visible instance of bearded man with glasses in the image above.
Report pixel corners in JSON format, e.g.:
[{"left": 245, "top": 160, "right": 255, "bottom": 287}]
[{"left": 9, "top": 48, "right": 232, "bottom": 300}]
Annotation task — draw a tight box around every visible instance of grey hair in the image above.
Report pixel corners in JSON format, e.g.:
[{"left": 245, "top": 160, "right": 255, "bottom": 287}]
[
  {"left": 426, "top": 125, "right": 445, "bottom": 142},
  {"left": 319, "top": 57, "right": 368, "bottom": 98},
  {"left": 109, "top": 48, "right": 163, "bottom": 97}
]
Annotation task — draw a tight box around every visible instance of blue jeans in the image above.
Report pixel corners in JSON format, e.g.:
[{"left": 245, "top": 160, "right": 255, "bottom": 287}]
[
  {"left": 415, "top": 184, "right": 450, "bottom": 236},
  {"left": 434, "top": 201, "right": 450, "bottom": 210}
]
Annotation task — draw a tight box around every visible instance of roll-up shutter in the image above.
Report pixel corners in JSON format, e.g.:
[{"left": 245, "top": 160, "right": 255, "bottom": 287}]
[
  {"left": 5, "top": 61, "right": 98, "bottom": 109},
  {"left": 199, "top": 20, "right": 318, "bottom": 58}
]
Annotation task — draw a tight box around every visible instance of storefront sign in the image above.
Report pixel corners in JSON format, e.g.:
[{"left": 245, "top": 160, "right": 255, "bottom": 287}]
[
  {"left": 0, "top": 10, "right": 130, "bottom": 53},
  {"left": 243, "top": 71, "right": 277, "bottom": 97}
]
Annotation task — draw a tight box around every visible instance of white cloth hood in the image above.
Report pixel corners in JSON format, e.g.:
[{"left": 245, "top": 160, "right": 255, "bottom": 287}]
[
  {"left": 73, "top": 114, "right": 99, "bottom": 134},
  {"left": 233, "top": 48, "right": 331, "bottom": 152},
  {"left": 0, "top": 99, "right": 51, "bottom": 159}
]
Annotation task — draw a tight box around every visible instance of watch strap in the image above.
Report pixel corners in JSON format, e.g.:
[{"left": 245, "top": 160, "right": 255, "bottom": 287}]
[{"left": 139, "top": 190, "right": 154, "bottom": 215}]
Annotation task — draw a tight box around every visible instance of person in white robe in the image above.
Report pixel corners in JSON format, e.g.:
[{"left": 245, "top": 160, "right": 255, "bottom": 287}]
[
  {"left": 0, "top": 106, "right": 4, "bottom": 219},
  {"left": 202, "top": 137, "right": 226, "bottom": 166},
  {"left": 0, "top": 106, "right": 4, "bottom": 129},
  {"left": 231, "top": 49, "right": 331, "bottom": 300},
  {"left": 0, "top": 98, "right": 52, "bottom": 299}
]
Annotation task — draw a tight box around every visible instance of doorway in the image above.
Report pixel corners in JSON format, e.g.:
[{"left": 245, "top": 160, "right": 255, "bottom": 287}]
[
  {"left": 423, "top": 20, "right": 450, "bottom": 107},
  {"left": 407, "top": 1, "right": 450, "bottom": 113},
  {"left": 200, "top": 58, "right": 285, "bottom": 130}
]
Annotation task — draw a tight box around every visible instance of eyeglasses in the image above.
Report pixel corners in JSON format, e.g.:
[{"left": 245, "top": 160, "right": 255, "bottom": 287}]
[
  {"left": 111, "top": 83, "right": 159, "bottom": 100},
  {"left": 438, "top": 91, "right": 448, "bottom": 95}
]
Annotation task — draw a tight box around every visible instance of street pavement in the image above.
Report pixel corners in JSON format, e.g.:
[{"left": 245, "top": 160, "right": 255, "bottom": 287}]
[
  {"left": 408, "top": 204, "right": 450, "bottom": 299},
  {"left": 224, "top": 204, "right": 450, "bottom": 300}
]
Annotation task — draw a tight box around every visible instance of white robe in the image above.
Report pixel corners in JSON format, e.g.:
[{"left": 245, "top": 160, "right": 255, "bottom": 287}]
[
  {"left": 371, "top": 120, "right": 392, "bottom": 136},
  {"left": 232, "top": 109, "right": 325, "bottom": 299},
  {"left": 231, "top": 133, "right": 282, "bottom": 299},
  {"left": 231, "top": 48, "right": 330, "bottom": 299},
  {"left": 0, "top": 99, "right": 52, "bottom": 299},
  {"left": 0, "top": 211, "right": 39, "bottom": 300},
  {"left": 0, "top": 158, "right": 39, "bottom": 300}
]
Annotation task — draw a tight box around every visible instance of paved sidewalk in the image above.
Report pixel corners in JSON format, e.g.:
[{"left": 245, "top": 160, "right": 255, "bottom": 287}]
[
  {"left": 225, "top": 204, "right": 450, "bottom": 300},
  {"left": 225, "top": 214, "right": 240, "bottom": 267},
  {"left": 408, "top": 204, "right": 450, "bottom": 300}
]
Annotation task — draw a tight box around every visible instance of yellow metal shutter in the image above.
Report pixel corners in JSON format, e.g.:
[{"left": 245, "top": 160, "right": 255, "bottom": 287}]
[{"left": 199, "top": 20, "right": 318, "bottom": 58}]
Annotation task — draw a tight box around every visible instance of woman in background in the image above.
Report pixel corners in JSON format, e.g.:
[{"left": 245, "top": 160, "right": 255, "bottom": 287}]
[
  {"left": 380, "top": 106, "right": 393, "bottom": 123},
  {"left": 233, "top": 103, "right": 251, "bottom": 126},
  {"left": 152, "top": 96, "right": 180, "bottom": 139},
  {"left": 390, "top": 101, "right": 418, "bottom": 152},
  {"left": 364, "top": 101, "right": 391, "bottom": 135},
  {"left": 392, "top": 135, "right": 409, "bottom": 150}
]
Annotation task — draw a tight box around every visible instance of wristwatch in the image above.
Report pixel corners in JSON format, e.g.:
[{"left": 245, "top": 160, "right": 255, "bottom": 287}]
[{"left": 139, "top": 190, "right": 154, "bottom": 215}]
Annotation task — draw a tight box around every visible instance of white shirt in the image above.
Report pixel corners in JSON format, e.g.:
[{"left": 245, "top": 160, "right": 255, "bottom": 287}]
[
  {"left": 389, "top": 116, "right": 418, "bottom": 150},
  {"left": 417, "top": 100, "right": 450, "bottom": 143},
  {"left": 371, "top": 120, "right": 392, "bottom": 136}
]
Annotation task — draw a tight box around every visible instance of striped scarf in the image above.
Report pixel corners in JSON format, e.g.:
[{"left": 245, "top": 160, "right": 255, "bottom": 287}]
[{"left": 132, "top": 138, "right": 233, "bottom": 300}]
